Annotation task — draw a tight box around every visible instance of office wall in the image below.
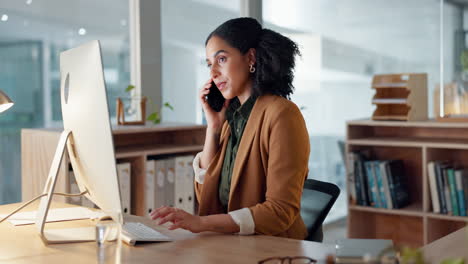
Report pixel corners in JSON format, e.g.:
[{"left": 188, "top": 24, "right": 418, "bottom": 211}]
[{"left": 160, "top": 0, "right": 240, "bottom": 124}]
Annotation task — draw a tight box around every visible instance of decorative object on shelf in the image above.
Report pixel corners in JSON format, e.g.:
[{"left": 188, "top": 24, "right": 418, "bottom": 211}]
[
  {"left": 116, "top": 85, "right": 174, "bottom": 125},
  {"left": 0, "top": 89, "right": 14, "bottom": 113},
  {"left": 437, "top": 50, "right": 468, "bottom": 122},
  {"left": 371, "top": 73, "right": 427, "bottom": 121},
  {"left": 116, "top": 95, "right": 147, "bottom": 125}
]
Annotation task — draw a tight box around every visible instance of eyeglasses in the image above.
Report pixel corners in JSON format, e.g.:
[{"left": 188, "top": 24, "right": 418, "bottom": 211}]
[{"left": 258, "top": 256, "right": 317, "bottom": 264}]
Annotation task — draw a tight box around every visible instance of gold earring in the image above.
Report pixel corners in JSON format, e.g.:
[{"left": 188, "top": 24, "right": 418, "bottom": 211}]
[{"left": 249, "top": 64, "right": 256, "bottom": 73}]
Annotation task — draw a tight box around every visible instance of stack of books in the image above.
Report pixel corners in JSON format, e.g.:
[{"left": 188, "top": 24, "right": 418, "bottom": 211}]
[
  {"left": 427, "top": 161, "right": 468, "bottom": 216},
  {"left": 347, "top": 152, "right": 410, "bottom": 209}
]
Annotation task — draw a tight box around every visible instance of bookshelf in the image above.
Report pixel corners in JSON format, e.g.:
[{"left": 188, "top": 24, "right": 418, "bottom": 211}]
[
  {"left": 21, "top": 123, "right": 206, "bottom": 216},
  {"left": 346, "top": 119, "right": 468, "bottom": 247}
]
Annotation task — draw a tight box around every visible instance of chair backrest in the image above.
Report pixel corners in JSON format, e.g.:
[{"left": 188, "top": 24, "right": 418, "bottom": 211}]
[{"left": 300, "top": 179, "right": 340, "bottom": 242}]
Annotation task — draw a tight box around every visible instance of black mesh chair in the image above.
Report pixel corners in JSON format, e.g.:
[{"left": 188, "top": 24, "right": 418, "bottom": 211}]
[{"left": 300, "top": 179, "right": 340, "bottom": 242}]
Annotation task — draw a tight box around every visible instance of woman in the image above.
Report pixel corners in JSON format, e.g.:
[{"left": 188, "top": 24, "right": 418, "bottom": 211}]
[{"left": 150, "top": 17, "right": 310, "bottom": 240}]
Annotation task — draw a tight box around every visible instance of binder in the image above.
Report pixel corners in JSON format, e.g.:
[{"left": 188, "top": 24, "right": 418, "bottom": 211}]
[
  {"left": 154, "top": 159, "right": 167, "bottom": 211},
  {"left": 145, "top": 160, "right": 156, "bottom": 215},
  {"left": 117, "top": 162, "right": 131, "bottom": 214},
  {"left": 174, "top": 156, "right": 186, "bottom": 210},
  {"left": 184, "top": 156, "right": 195, "bottom": 214},
  {"left": 165, "top": 158, "right": 176, "bottom": 207}
]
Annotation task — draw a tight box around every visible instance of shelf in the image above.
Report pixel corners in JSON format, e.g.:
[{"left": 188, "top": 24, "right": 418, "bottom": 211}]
[
  {"left": 373, "top": 82, "right": 407, "bottom": 88},
  {"left": 115, "top": 144, "right": 204, "bottom": 158},
  {"left": 426, "top": 212, "right": 468, "bottom": 222},
  {"left": 372, "top": 115, "right": 408, "bottom": 121},
  {"left": 348, "top": 137, "right": 468, "bottom": 149},
  {"left": 372, "top": 98, "right": 408, "bottom": 105},
  {"left": 349, "top": 204, "right": 423, "bottom": 217},
  {"left": 347, "top": 119, "right": 468, "bottom": 128}
]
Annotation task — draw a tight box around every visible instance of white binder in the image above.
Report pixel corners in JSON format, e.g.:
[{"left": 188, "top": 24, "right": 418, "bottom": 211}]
[
  {"left": 174, "top": 157, "right": 186, "bottom": 210},
  {"left": 184, "top": 155, "right": 195, "bottom": 214},
  {"left": 117, "top": 162, "right": 131, "bottom": 214},
  {"left": 165, "top": 158, "right": 176, "bottom": 208},
  {"left": 145, "top": 160, "right": 156, "bottom": 215},
  {"left": 154, "top": 159, "right": 167, "bottom": 211}
]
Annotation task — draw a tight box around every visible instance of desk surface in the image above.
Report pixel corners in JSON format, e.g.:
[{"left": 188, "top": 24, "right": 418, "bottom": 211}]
[
  {"left": 0, "top": 202, "right": 334, "bottom": 264},
  {"left": 422, "top": 226, "right": 468, "bottom": 264}
]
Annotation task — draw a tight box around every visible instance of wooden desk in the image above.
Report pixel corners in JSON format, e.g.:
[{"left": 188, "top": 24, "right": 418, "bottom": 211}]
[
  {"left": 421, "top": 226, "right": 468, "bottom": 264},
  {"left": 0, "top": 202, "right": 334, "bottom": 264}
]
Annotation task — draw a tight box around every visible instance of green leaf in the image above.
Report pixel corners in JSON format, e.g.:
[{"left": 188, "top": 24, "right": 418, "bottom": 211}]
[
  {"left": 125, "top": 85, "right": 135, "bottom": 93},
  {"left": 163, "top": 102, "right": 174, "bottom": 111},
  {"left": 147, "top": 112, "right": 159, "bottom": 121}
]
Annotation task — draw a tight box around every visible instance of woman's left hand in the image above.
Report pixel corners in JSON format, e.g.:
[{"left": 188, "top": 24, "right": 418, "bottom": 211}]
[{"left": 150, "top": 206, "right": 205, "bottom": 233}]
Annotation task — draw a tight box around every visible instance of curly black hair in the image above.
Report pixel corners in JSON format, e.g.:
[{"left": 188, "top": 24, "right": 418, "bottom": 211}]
[{"left": 205, "top": 17, "right": 300, "bottom": 99}]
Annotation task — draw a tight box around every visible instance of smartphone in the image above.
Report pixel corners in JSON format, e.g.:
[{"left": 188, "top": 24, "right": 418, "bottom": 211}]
[{"left": 206, "top": 81, "right": 225, "bottom": 112}]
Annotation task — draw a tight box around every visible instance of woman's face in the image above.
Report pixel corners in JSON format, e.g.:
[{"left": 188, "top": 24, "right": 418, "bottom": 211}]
[{"left": 205, "top": 36, "right": 254, "bottom": 102}]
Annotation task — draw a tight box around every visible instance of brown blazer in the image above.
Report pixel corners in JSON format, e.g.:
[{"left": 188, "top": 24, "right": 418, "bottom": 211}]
[{"left": 195, "top": 94, "right": 310, "bottom": 240}]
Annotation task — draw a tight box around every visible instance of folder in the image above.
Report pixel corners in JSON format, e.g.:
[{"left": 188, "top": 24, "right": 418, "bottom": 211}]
[
  {"left": 184, "top": 155, "right": 195, "bottom": 214},
  {"left": 145, "top": 160, "right": 156, "bottom": 215},
  {"left": 117, "top": 162, "right": 131, "bottom": 214},
  {"left": 165, "top": 158, "right": 176, "bottom": 208},
  {"left": 155, "top": 160, "right": 167, "bottom": 209},
  {"left": 174, "top": 156, "right": 186, "bottom": 210}
]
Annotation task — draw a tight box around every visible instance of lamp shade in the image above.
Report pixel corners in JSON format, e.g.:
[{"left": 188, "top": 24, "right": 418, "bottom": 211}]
[{"left": 0, "top": 90, "right": 14, "bottom": 113}]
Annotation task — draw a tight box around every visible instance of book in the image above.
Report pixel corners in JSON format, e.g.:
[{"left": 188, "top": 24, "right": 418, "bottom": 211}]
[
  {"left": 346, "top": 152, "right": 357, "bottom": 204},
  {"left": 386, "top": 160, "right": 409, "bottom": 209},
  {"left": 365, "top": 161, "right": 381, "bottom": 208},
  {"left": 356, "top": 153, "right": 371, "bottom": 206},
  {"left": 379, "top": 161, "right": 393, "bottom": 209},
  {"left": 442, "top": 167, "right": 453, "bottom": 215},
  {"left": 455, "top": 169, "right": 467, "bottom": 216},
  {"left": 373, "top": 161, "right": 388, "bottom": 209},
  {"left": 427, "top": 162, "right": 441, "bottom": 213},
  {"left": 434, "top": 162, "right": 448, "bottom": 214},
  {"left": 447, "top": 168, "right": 459, "bottom": 216}
]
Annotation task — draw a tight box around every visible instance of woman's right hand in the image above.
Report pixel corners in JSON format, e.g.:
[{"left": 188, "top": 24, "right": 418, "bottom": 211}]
[{"left": 199, "top": 78, "right": 230, "bottom": 133}]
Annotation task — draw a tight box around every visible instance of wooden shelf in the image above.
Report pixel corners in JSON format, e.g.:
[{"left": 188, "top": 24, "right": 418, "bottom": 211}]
[
  {"left": 348, "top": 137, "right": 468, "bottom": 149},
  {"left": 115, "top": 144, "right": 204, "bottom": 158},
  {"left": 426, "top": 213, "right": 468, "bottom": 222},
  {"left": 349, "top": 204, "right": 423, "bottom": 217},
  {"left": 347, "top": 120, "right": 468, "bottom": 247}
]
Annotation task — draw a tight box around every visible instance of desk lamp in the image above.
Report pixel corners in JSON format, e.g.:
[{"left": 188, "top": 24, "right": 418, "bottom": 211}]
[{"left": 0, "top": 90, "right": 13, "bottom": 113}]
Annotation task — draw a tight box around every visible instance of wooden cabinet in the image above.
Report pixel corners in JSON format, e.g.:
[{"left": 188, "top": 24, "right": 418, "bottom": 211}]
[
  {"left": 21, "top": 123, "right": 206, "bottom": 216},
  {"left": 347, "top": 119, "right": 468, "bottom": 247}
]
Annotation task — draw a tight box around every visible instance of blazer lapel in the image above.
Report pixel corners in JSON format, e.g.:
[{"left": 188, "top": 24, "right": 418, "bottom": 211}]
[
  {"left": 228, "top": 97, "right": 269, "bottom": 204},
  {"left": 198, "top": 123, "right": 230, "bottom": 216}
]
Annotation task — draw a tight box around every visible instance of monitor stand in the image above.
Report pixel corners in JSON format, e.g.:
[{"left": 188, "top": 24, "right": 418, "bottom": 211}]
[{"left": 35, "top": 129, "right": 96, "bottom": 244}]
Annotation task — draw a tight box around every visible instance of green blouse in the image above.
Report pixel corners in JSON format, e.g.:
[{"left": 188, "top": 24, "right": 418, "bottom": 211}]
[{"left": 218, "top": 96, "right": 257, "bottom": 211}]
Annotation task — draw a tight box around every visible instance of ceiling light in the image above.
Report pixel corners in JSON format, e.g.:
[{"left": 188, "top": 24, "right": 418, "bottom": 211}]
[
  {"left": 120, "top": 19, "right": 127, "bottom": 27},
  {"left": 1, "top": 14, "right": 8, "bottom": 22},
  {"left": 26, "top": 0, "right": 32, "bottom": 5},
  {"left": 78, "top": 28, "right": 86, "bottom": 35}
]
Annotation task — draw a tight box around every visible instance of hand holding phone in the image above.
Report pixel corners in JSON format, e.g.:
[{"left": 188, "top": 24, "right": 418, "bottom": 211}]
[{"left": 205, "top": 81, "right": 225, "bottom": 112}]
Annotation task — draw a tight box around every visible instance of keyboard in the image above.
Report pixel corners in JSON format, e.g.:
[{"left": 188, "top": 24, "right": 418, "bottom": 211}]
[{"left": 123, "top": 222, "right": 171, "bottom": 240}]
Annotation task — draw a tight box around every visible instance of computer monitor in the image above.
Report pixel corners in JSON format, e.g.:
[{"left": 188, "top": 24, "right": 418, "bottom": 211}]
[{"left": 35, "top": 40, "right": 123, "bottom": 243}]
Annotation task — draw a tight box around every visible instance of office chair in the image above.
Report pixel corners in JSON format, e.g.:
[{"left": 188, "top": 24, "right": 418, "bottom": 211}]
[{"left": 300, "top": 179, "right": 340, "bottom": 242}]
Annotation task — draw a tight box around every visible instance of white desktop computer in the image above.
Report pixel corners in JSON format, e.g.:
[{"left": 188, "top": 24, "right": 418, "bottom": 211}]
[{"left": 32, "top": 40, "right": 172, "bottom": 245}]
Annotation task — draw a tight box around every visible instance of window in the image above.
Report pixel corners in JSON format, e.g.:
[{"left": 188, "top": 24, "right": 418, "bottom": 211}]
[
  {"left": 0, "top": 0, "right": 129, "bottom": 204},
  {"left": 263, "top": 0, "right": 449, "bottom": 222}
]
